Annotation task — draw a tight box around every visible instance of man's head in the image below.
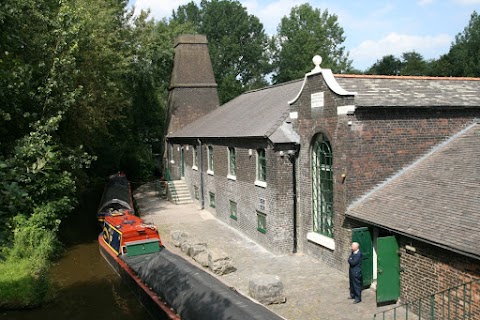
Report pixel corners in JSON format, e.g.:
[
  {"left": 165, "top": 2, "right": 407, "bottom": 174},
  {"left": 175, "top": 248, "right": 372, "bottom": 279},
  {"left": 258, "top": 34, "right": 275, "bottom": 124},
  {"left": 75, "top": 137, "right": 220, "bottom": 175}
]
[{"left": 351, "top": 242, "right": 359, "bottom": 252}]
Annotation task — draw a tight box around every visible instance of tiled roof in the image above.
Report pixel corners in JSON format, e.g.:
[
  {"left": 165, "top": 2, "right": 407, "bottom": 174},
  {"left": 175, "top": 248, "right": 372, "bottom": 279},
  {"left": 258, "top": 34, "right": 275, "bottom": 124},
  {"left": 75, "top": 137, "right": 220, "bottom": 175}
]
[
  {"left": 167, "top": 79, "right": 303, "bottom": 143},
  {"left": 337, "top": 75, "right": 480, "bottom": 107},
  {"left": 168, "top": 75, "right": 480, "bottom": 141},
  {"left": 346, "top": 123, "right": 480, "bottom": 259}
]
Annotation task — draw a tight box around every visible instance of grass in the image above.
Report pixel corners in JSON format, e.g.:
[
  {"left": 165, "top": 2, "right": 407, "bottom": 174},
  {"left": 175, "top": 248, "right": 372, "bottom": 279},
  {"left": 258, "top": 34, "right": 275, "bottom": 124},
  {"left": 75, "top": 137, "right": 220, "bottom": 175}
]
[
  {"left": 0, "top": 257, "right": 49, "bottom": 309},
  {"left": 0, "top": 227, "right": 57, "bottom": 309}
]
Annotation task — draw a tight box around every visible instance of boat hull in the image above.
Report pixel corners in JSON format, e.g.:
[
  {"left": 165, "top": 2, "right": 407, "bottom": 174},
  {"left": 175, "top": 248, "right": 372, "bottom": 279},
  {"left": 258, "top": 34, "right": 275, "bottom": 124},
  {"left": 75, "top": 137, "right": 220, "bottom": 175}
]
[{"left": 98, "top": 235, "right": 179, "bottom": 320}]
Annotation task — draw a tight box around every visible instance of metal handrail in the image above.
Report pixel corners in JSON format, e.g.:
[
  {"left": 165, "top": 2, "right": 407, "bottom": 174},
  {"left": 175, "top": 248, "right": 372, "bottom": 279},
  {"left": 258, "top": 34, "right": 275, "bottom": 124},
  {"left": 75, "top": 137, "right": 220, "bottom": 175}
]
[
  {"left": 374, "top": 279, "right": 480, "bottom": 320},
  {"left": 164, "top": 167, "right": 179, "bottom": 203}
]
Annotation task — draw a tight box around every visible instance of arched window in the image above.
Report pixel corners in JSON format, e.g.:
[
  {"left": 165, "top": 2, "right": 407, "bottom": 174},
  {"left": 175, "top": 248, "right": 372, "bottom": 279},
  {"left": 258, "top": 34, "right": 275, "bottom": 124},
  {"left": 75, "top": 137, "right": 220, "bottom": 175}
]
[{"left": 311, "top": 134, "right": 333, "bottom": 238}]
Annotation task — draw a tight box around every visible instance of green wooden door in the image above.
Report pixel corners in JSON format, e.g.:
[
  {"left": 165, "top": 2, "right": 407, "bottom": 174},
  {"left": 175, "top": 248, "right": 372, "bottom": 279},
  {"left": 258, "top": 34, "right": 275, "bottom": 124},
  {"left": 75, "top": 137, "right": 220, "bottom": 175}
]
[
  {"left": 181, "top": 148, "right": 185, "bottom": 177},
  {"left": 377, "top": 236, "right": 400, "bottom": 303},
  {"left": 352, "top": 227, "right": 373, "bottom": 288}
]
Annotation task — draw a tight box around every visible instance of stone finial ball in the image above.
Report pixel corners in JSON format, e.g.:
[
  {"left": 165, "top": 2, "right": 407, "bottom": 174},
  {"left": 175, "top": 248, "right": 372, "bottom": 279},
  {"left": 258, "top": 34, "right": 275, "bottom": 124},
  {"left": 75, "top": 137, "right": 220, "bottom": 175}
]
[{"left": 312, "top": 55, "right": 323, "bottom": 67}]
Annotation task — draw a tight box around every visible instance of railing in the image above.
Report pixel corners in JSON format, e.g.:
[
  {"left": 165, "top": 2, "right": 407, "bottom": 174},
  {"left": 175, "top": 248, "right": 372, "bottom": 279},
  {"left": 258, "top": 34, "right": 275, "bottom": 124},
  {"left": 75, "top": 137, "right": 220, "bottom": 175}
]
[
  {"left": 374, "top": 279, "right": 480, "bottom": 320},
  {"left": 164, "top": 167, "right": 179, "bottom": 203}
]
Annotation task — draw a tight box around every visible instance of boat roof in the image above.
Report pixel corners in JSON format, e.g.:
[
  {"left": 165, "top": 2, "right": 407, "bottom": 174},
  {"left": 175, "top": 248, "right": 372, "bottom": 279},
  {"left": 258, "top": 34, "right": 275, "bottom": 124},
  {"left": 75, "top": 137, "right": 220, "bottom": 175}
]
[{"left": 104, "top": 214, "right": 160, "bottom": 242}]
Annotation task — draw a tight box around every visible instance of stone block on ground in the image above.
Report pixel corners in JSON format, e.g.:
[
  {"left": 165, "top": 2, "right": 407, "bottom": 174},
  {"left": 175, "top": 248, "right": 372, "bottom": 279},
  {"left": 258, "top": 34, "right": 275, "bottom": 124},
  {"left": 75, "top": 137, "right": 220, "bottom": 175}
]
[
  {"left": 181, "top": 241, "right": 192, "bottom": 254},
  {"left": 192, "top": 250, "right": 209, "bottom": 267},
  {"left": 170, "top": 230, "right": 188, "bottom": 247},
  {"left": 208, "top": 248, "right": 235, "bottom": 275},
  {"left": 248, "top": 274, "right": 286, "bottom": 305},
  {"left": 188, "top": 243, "right": 207, "bottom": 257}
]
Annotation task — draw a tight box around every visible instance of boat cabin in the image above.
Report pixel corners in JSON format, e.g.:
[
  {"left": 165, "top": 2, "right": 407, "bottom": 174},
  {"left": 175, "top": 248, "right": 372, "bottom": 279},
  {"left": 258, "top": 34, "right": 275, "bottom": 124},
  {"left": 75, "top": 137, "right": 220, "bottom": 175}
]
[{"left": 102, "top": 214, "right": 162, "bottom": 256}]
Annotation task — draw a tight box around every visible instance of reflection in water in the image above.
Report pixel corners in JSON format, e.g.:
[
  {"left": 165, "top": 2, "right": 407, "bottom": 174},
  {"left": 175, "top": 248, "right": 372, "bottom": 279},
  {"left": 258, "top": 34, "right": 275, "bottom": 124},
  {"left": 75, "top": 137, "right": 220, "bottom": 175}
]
[{"left": 1, "top": 191, "right": 150, "bottom": 320}]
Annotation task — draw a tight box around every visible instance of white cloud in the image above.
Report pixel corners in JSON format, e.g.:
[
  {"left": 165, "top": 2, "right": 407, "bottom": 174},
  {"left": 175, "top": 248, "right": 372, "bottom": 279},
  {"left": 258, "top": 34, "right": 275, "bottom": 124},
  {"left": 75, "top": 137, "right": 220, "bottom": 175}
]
[
  {"left": 350, "top": 32, "right": 452, "bottom": 70},
  {"left": 133, "top": 0, "right": 199, "bottom": 20},
  {"left": 417, "top": 0, "right": 434, "bottom": 5},
  {"left": 241, "top": 0, "right": 304, "bottom": 35},
  {"left": 454, "top": 0, "right": 480, "bottom": 4}
]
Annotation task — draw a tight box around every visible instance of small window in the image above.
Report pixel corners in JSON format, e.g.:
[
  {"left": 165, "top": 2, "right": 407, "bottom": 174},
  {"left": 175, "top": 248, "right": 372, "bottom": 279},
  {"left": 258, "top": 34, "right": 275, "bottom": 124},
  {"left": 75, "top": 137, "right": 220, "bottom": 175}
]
[
  {"left": 257, "top": 211, "right": 266, "bottom": 234},
  {"left": 259, "top": 198, "right": 266, "bottom": 211},
  {"left": 194, "top": 185, "right": 199, "bottom": 200},
  {"left": 192, "top": 145, "right": 198, "bottom": 169},
  {"left": 228, "top": 147, "right": 236, "bottom": 178},
  {"left": 209, "top": 192, "right": 215, "bottom": 208},
  {"left": 256, "top": 149, "right": 266, "bottom": 183},
  {"left": 207, "top": 145, "right": 214, "bottom": 174},
  {"left": 229, "top": 200, "right": 237, "bottom": 220}
]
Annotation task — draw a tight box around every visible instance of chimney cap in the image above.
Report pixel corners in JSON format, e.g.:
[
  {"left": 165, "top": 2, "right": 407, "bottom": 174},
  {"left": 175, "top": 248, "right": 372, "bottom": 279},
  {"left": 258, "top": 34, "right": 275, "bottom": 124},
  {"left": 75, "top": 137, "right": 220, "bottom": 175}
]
[{"left": 174, "top": 34, "right": 208, "bottom": 47}]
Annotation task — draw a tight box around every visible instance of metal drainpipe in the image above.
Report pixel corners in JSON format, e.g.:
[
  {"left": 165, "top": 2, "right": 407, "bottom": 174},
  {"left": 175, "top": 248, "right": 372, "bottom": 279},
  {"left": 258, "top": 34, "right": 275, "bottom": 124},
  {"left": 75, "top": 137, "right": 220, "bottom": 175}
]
[
  {"left": 198, "top": 139, "right": 205, "bottom": 209},
  {"left": 289, "top": 146, "right": 299, "bottom": 253}
]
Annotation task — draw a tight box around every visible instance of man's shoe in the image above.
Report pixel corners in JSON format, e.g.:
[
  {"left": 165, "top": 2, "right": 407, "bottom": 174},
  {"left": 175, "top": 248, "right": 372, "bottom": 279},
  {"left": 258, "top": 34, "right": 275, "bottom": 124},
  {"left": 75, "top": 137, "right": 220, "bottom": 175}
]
[{"left": 353, "top": 300, "right": 361, "bottom": 304}]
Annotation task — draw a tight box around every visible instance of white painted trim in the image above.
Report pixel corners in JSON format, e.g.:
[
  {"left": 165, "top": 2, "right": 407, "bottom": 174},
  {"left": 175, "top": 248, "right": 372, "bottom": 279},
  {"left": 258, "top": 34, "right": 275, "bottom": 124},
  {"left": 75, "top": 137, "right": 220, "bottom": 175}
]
[
  {"left": 337, "top": 105, "right": 356, "bottom": 115},
  {"left": 307, "top": 232, "right": 335, "bottom": 250},
  {"left": 192, "top": 165, "right": 198, "bottom": 171},
  {"left": 227, "top": 174, "right": 237, "bottom": 181},
  {"left": 255, "top": 180, "right": 267, "bottom": 188},
  {"left": 288, "top": 68, "right": 357, "bottom": 106},
  {"left": 290, "top": 111, "right": 298, "bottom": 119},
  {"left": 207, "top": 170, "right": 214, "bottom": 176}
]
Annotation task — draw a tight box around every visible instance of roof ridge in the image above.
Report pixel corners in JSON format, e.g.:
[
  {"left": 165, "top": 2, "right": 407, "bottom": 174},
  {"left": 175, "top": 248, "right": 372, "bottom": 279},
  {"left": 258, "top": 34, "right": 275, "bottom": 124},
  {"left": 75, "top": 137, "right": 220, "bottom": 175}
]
[
  {"left": 335, "top": 74, "right": 480, "bottom": 81},
  {"left": 243, "top": 78, "right": 303, "bottom": 95},
  {"left": 347, "top": 121, "right": 479, "bottom": 211}
]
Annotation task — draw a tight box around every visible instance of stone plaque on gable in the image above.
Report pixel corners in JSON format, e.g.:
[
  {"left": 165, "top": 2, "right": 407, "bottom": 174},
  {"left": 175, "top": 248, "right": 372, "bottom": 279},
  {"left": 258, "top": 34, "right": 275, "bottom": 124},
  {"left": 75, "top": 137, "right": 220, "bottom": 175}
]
[{"left": 311, "top": 92, "right": 324, "bottom": 108}]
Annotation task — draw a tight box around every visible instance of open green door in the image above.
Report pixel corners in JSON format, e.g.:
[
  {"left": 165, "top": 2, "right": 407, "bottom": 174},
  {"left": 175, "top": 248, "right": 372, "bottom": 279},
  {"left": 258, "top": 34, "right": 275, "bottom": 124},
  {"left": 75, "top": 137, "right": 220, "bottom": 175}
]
[
  {"left": 377, "top": 236, "right": 400, "bottom": 303},
  {"left": 181, "top": 148, "right": 185, "bottom": 178},
  {"left": 352, "top": 227, "right": 373, "bottom": 288}
]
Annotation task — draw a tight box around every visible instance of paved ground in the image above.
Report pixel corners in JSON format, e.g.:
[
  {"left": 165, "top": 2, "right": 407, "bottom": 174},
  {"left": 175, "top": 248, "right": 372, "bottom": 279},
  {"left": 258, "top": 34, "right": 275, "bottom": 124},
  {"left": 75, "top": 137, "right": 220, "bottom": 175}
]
[{"left": 134, "top": 183, "right": 402, "bottom": 320}]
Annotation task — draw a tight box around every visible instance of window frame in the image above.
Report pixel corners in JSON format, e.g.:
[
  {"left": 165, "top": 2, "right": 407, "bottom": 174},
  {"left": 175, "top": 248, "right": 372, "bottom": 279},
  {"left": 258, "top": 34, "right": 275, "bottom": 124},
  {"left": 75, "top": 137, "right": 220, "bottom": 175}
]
[
  {"left": 255, "top": 148, "right": 267, "bottom": 187},
  {"left": 209, "top": 192, "right": 215, "bottom": 208},
  {"left": 229, "top": 200, "right": 237, "bottom": 220},
  {"left": 256, "top": 211, "right": 266, "bottom": 234},
  {"left": 192, "top": 145, "right": 198, "bottom": 170},
  {"left": 311, "top": 134, "right": 334, "bottom": 239},
  {"left": 207, "top": 145, "right": 214, "bottom": 175},
  {"left": 227, "top": 147, "right": 236, "bottom": 180}
]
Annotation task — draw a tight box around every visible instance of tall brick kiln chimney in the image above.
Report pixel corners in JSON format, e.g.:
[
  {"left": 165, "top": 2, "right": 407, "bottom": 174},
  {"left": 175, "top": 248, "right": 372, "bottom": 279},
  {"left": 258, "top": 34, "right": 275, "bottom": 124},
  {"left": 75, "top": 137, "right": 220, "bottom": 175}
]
[{"left": 166, "top": 34, "right": 219, "bottom": 135}]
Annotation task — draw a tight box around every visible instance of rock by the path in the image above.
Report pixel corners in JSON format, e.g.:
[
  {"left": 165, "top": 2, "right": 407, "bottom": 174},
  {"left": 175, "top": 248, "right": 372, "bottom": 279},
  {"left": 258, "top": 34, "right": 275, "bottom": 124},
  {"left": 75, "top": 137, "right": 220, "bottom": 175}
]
[
  {"left": 248, "top": 274, "right": 286, "bottom": 305},
  {"left": 170, "top": 230, "right": 188, "bottom": 247},
  {"left": 188, "top": 243, "right": 207, "bottom": 257},
  {"left": 192, "top": 251, "right": 209, "bottom": 267},
  {"left": 208, "top": 248, "right": 235, "bottom": 275}
]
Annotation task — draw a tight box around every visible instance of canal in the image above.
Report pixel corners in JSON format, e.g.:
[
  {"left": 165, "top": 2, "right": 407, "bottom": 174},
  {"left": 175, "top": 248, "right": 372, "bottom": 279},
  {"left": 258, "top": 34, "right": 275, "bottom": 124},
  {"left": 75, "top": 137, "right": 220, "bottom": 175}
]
[{"left": 1, "top": 191, "right": 150, "bottom": 320}]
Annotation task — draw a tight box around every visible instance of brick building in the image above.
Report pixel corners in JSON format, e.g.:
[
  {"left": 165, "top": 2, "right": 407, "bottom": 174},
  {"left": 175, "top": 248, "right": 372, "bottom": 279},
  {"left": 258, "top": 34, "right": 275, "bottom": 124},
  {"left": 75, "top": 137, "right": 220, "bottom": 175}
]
[{"left": 165, "top": 35, "right": 480, "bottom": 309}]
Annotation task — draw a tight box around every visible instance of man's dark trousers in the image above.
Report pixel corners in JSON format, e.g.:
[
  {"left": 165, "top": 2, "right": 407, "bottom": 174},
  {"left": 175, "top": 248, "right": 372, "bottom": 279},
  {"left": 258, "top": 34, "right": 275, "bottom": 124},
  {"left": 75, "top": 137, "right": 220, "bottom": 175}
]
[{"left": 348, "top": 250, "right": 363, "bottom": 302}]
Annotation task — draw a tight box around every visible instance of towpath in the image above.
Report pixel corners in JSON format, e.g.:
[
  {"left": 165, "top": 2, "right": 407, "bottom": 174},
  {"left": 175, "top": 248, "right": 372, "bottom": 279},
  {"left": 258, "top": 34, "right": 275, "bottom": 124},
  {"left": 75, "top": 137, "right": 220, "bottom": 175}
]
[{"left": 134, "top": 182, "right": 401, "bottom": 320}]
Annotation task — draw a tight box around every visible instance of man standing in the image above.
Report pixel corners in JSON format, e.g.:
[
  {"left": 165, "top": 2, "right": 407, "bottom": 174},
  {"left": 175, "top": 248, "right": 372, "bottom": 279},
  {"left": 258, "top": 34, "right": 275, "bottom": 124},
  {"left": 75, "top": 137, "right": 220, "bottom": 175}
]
[{"left": 348, "top": 242, "right": 363, "bottom": 303}]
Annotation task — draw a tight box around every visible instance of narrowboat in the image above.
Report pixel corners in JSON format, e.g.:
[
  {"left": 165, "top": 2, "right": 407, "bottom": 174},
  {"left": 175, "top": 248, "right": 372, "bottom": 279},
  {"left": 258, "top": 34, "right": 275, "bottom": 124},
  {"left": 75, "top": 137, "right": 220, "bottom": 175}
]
[
  {"left": 98, "top": 174, "right": 285, "bottom": 320},
  {"left": 97, "top": 172, "right": 133, "bottom": 222}
]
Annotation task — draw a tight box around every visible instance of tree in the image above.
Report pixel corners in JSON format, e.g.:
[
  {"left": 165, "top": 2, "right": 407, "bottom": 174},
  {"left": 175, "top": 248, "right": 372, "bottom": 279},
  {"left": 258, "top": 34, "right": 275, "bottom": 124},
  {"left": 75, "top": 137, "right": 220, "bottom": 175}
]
[
  {"left": 271, "top": 3, "right": 352, "bottom": 84},
  {"left": 366, "top": 55, "right": 402, "bottom": 75},
  {"left": 400, "top": 51, "right": 428, "bottom": 76},
  {"left": 440, "top": 11, "right": 480, "bottom": 77},
  {"left": 172, "top": 0, "right": 271, "bottom": 103}
]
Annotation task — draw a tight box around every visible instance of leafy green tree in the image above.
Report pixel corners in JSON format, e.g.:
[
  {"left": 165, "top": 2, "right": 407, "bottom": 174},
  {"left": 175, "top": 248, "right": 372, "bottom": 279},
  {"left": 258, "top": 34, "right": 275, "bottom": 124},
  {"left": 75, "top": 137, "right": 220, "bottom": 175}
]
[
  {"left": 366, "top": 54, "right": 402, "bottom": 75},
  {"left": 271, "top": 3, "right": 352, "bottom": 84},
  {"left": 400, "top": 51, "right": 428, "bottom": 76},
  {"left": 172, "top": 0, "right": 271, "bottom": 103},
  {"left": 432, "top": 11, "right": 480, "bottom": 77}
]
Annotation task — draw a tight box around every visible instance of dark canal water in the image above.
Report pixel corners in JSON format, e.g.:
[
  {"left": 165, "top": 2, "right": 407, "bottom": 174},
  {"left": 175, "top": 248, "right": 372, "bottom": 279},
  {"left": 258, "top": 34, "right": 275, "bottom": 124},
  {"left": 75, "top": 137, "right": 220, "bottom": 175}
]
[{"left": 1, "top": 191, "right": 150, "bottom": 320}]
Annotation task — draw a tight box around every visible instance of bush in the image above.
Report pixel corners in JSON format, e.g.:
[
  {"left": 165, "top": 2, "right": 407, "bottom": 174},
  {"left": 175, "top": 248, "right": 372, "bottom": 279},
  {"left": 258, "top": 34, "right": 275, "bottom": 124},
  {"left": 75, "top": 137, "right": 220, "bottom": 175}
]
[{"left": 0, "top": 225, "right": 58, "bottom": 309}]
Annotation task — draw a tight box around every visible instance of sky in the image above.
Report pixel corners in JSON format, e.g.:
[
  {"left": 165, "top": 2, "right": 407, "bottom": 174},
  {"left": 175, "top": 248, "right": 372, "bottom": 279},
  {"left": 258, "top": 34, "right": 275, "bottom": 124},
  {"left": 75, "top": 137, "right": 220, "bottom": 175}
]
[{"left": 129, "top": 0, "right": 480, "bottom": 70}]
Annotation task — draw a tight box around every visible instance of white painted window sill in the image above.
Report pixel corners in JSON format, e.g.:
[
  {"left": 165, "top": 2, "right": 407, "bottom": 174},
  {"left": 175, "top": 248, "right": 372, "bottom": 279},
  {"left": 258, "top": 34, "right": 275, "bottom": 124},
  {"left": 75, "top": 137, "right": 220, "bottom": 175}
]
[
  {"left": 192, "top": 165, "right": 198, "bottom": 171},
  {"left": 255, "top": 180, "right": 267, "bottom": 188},
  {"left": 207, "top": 170, "right": 214, "bottom": 176},
  {"left": 307, "top": 232, "right": 335, "bottom": 251},
  {"left": 227, "top": 174, "right": 237, "bottom": 181}
]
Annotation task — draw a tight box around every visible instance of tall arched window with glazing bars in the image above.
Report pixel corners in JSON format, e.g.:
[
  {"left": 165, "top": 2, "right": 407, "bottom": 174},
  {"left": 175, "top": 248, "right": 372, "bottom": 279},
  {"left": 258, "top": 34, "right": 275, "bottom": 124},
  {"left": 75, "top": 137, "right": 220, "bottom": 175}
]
[{"left": 311, "top": 134, "right": 334, "bottom": 238}]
